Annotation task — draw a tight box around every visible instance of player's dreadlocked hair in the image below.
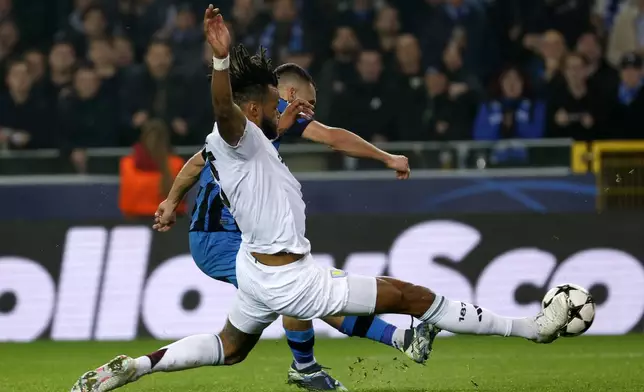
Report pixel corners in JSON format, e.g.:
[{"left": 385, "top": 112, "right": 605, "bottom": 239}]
[{"left": 227, "top": 44, "right": 278, "bottom": 105}]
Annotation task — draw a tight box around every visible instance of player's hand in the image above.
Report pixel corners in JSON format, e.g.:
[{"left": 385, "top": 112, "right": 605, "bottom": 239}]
[
  {"left": 386, "top": 154, "right": 410, "bottom": 180},
  {"left": 277, "top": 98, "right": 314, "bottom": 135},
  {"left": 153, "top": 199, "right": 178, "bottom": 232},
  {"left": 203, "top": 4, "right": 230, "bottom": 58}
]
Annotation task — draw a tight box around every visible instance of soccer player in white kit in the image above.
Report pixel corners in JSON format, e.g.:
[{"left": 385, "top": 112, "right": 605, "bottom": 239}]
[{"left": 70, "top": 6, "right": 570, "bottom": 392}]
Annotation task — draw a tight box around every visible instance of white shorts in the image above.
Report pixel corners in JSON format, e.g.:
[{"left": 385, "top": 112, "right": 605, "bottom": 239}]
[{"left": 228, "top": 250, "right": 377, "bottom": 334}]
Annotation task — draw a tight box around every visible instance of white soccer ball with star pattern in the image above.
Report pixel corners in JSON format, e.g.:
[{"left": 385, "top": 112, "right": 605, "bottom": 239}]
[{"left": 542, "top": 283, "right": 596, "bottom": 337}]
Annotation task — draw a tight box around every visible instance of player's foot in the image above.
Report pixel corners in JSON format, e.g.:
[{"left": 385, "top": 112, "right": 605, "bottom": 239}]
[
  {"left": 533, "top": 294, "right": 570, "bottom": 344},
  {"left": 70, "top": 355, "right": 136, "bottom": 392},
  {"left": 287, "top": 362, "right": 348, "bottom": 391},
  {"left": 399, "top": 321, "right": 441, "bottom": 364}
]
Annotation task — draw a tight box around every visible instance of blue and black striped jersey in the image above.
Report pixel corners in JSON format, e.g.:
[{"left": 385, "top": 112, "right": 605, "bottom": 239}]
[{"left": 189, "top": 98, "right": 312, "bottom": 232}]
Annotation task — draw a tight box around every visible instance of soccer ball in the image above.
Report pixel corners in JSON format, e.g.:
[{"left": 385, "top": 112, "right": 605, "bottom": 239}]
[{"left": 542, "top": 283, "right": 596, "bottom": 337}]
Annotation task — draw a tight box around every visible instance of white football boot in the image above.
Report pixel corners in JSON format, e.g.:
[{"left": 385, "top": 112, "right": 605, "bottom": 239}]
[
  {"left": 398, "top": 321, "right": 441, "bottom": 364},
  {"left": 70, "top": 355, "right": 137, "bottom": 392},
  {"left": 533, "top": 293, "right": 570, "bottom": 343}
]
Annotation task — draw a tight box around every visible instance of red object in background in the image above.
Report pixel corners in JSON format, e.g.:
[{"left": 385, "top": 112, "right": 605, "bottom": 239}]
[
  {"left": 132, "top": 142, "right": 161, "bottom": 171},
  {"left": 119, "top": 151, "right": 187, "bottom": 217}
]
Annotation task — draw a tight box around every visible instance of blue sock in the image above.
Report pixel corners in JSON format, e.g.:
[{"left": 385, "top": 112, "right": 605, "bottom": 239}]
[
  {"left": 285, "top": 328, "right": 316, "bottom": 368},
  {"left": 340, "top": 315, "right": 397, "bottom": 347}
]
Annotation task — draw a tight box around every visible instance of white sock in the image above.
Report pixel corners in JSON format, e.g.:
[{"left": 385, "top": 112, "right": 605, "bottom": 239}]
[
  {"left": 134, "top": 334, "right": 224, "bottom": 379},
  {"left": 420, "top": 296, "right": 538, "bottom": 339},
  {"left": 392, "top": 328, "right": 406, "bottom": 350},
  {"left": 133, "top": 356, "right": 151, "bottom": 380}
]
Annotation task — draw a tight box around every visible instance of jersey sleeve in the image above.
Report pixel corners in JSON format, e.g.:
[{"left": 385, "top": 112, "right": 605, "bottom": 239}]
[
  {"left": 210, "top": 118, "right": 263, "bottom": 160},
  {"left": 277, "top": 98, "right": 313, "bottom": 138}
]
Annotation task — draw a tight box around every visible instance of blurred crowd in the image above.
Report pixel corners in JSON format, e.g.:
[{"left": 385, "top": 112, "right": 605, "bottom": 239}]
[{"left": 2, "top": 0, "right": 644, "bottom": 161}]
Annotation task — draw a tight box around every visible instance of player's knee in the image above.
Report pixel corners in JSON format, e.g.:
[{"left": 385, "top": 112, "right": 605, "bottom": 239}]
[
  {"left": 399, "top": 282, "right": 436, "bottom": 318},
  {"left": 218, "top": 334, "right": 250, "bottom": 365},
  {"left": 374, "top": 277, "right": 405, "bottom": 313},
  {"left": 223, "top": 349, "right": 250, "bottom": 365},
  {"left": 218, "top": 322, "right": 257, "bottom": 366},
  {"left": 282, "top": 316, "right": 313, "bottom": 331},
  {"left": 376, "top": 277, "right": 436, "bottom": 317}
]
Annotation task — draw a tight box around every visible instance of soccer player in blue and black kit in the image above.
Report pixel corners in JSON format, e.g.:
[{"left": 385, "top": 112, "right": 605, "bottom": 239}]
[{"left": 188, "top": 63, "right": 416, "bottom": 391}]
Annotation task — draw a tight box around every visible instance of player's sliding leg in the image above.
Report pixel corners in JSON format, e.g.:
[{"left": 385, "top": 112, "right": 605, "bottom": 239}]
[
  {"left": 282, "top": 317, "right": 346, "bottom": 391},
  {"left": 70, "top": 321, "right": 261, "bottom": 392},
  {"left": 190, "top": 231, "right": 347, "bottom": 391},
  {"left": 373, "top": 277, "right": 569, "bottom": 343},
  {"left": 322, "top": 315, "right": 432, "bottom": 364}
]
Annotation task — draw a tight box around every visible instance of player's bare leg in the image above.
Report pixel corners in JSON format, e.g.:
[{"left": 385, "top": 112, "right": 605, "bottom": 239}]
[
  {"left": 70, "top": 321, "right": 260, "bottom": 392},
  {"left": 282, "top": 317, "right": 347, "bottom": 391},
  {"left": 373, "top": 277, "right": 569, "bottom": 344}
]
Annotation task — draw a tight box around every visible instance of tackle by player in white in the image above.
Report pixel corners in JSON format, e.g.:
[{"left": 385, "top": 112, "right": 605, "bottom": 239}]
[{"left": 69, "top": 6, "right": 572, "bottom": 392}]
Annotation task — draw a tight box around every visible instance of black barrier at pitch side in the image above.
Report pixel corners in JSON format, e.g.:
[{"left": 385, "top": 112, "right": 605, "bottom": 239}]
[{"left": 0, "top": 214, "right": 642, "bottom": 341}]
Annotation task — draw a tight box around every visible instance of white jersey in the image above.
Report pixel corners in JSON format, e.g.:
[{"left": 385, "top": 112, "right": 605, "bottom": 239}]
[{"left": 203, "top": 118, "right": 311, "bottom": 255}]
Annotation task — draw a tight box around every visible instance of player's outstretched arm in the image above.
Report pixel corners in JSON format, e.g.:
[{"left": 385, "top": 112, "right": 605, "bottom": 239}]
[
  {"left": 302, "top": 121, "right": 411, "bottom": 179},
  {"left": 153, "top": 151, "right": 206, "bottom": 232},
  {"left": 204, "top": 5, "right": 246, "bottom": 146},
  {"left": 166, "top": 151, "right": 206, "bottom": 206}
]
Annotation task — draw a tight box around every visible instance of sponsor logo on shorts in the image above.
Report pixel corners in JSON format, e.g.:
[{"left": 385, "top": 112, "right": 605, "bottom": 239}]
[{"left": 330, "top": 269, "right": 347, "bottom": 278}]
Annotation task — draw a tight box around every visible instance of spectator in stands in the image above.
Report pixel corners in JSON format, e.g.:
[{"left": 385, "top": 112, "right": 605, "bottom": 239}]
[
  {"left": 610, "top": 52, "right": 644, "bottom": 139},
  {"left": 542, "top": 0, "right": 592, "bottom": 47},
  {"left": 608, "top": 0, "right": 644, "bottom": 67},
  {"left": 576, "top": 31, "right": 619, "bottom": 96},
  {"left": 422, "top": 66, "right": 449, "bottom": 140},
  {"left": 592, "top": 0, "right": 628, "bottom": 36},
  {"left": 62, "top": 4, "right": 111, "bottom": 56},
  {"left": 389, "top": 0, "right": 440, "bottom": 37},
  {"left": 59, "top": 65, "right": 118, "bottom": 173},
  {"left": 421, "top": 63, "right": 478, "bottom": 141},
  {"left": 160, "top": 3, "right": 202, "bottom": 77},
  {"left": 0, "top": 0, "right": 11, "bottom": 24},
  {"left": 122, "top": 40, "right": 195, "bottom": 146},
  {"left": 259, "top": 0, "right": 313, "bottom": 69},
  {"left": 442, "top": 42, "right": 482, "bottom": 96},
  {"left": 118, "top": 118, "right": 186, "bottom": 218},
  {"left": 338, "top": 0, "right": 376, "bottom": 47},
  {"left": 118, "top": 0, "right": 177, "bottom": 56},
  {"left": 24, "top": 48, "right": 46, "bottom": 87},
  {"left": 113, "top": 35, "right": 135, "bottom": 70},
  {"left": 62, "top": 0, "right": 95, "bottom": 36},
  {"left": 421, "top": 66, "right": 465, "bottom": 141},
  {"left": 230, "top": 0, "right": 262, "bottom": 49},
  {"left": 473, "top": 66, "right": 546, "bottom": 141},
  {"left": 547, "top": 53, "right": 601, "bottom": 140},
  {"left": 315, "top": 25, "right": 361, "bottom": 123},
  {"left": 0, "top": 16, "right": 17, "bottom": 55},
  {"left": 333, "top": 49, "right": 398, "bottom": 142},
  {"left": 0, "top": 60, "right": 50, "bottom": 149},
  {"left": 394, "top": 34, "right": 427, "bottom": 140},
  {"left": 421, "top": 0, "right": 491, "bottom": 80},
  {"left": 373, "top": 5, "right": 401, "bottom": 68},
  {"left": 486, "top": 0, "right": 540, "bottom": 66},
  {"left": 526, "top": 29, "right": 568, "bottom": 95},
  {"left": 87, "top": 38, "right": 121, "bottom": 106},
  {"left": 0, "top": 18, "right": 19, "bottom": 87},
  {"left": 45, "top": 41, "right": 76, "bottom": 104}
]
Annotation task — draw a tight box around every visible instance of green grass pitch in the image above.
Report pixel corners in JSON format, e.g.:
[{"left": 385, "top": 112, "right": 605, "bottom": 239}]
[{"left": 1, "top": 335, "right": 643, "bottom": 391}]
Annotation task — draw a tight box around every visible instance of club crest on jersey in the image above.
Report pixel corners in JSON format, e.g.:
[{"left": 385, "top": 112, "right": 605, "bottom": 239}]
[{"left": 330, "top": 269, "right": 347, "bottom": 278}]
